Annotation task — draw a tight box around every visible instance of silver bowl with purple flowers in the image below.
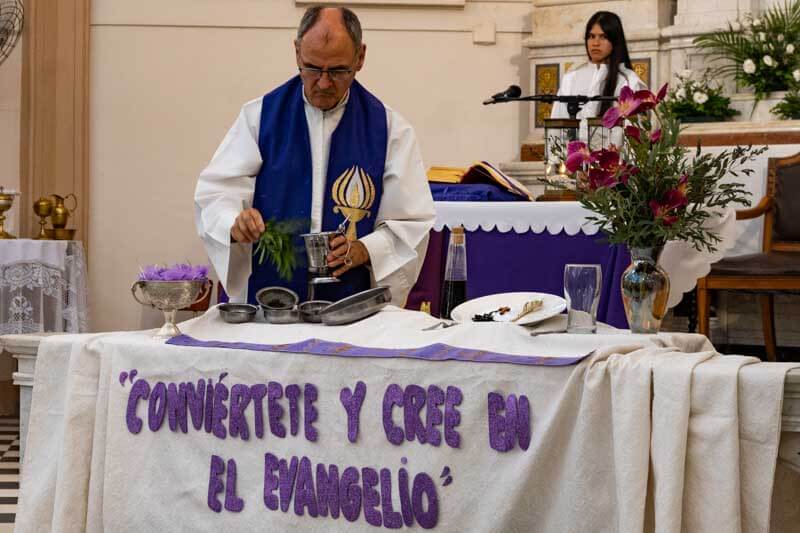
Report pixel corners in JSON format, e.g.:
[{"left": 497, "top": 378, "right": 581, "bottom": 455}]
[{"left": 131, "top": 264, "right": 211, "bottom": 338}]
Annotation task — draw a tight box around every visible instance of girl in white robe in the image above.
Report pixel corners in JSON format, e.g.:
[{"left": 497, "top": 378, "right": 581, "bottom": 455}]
[{"left": 551, "top": 11, "right": 647, "bottom": 121}]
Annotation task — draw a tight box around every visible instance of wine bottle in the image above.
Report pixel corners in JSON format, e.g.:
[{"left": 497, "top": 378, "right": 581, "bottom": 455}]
[{"left": 439, "top": 226, "right": 468, "bottom": 319}]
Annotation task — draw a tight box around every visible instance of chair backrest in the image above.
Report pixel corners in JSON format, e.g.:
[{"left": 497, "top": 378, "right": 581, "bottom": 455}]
[{"left": 765, "top": 153, "right": 800, "bottom": 252}]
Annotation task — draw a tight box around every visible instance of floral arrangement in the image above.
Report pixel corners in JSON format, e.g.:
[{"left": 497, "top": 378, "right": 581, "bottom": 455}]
[
  {"left": 562, "top": 84, "right": 764, "bottom": 251},
  {"left": 694, "top": 1, "right": 800, "bottom": 103},
  {"left": 662, "top": 69, "right": 739, "bottom": 121},
  {"left": 139, "top": 263, "right": 209, "bottom": 281}
]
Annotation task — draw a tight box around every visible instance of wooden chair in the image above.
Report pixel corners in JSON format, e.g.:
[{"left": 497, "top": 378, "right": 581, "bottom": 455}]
[{"left": 697, "top": 152, "right": 800, "bottom": 361}]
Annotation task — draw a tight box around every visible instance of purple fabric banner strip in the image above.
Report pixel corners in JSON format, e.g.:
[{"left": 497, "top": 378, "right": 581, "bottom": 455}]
[{"left": 166, "top": 334, "right": 591, "bottom": 367}]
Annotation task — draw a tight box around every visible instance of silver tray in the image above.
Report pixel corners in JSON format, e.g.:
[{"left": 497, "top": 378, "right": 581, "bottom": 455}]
[{"left": 319, "top": 286, "right": 391, "bottom": 326}]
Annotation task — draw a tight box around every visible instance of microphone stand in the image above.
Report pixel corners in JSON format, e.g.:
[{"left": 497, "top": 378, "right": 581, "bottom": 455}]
[{"left": 485, "top": 93, "right": 618, "bottom": 120}]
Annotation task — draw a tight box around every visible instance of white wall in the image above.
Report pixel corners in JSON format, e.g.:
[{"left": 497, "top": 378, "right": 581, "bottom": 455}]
[
  {"left": 89, "top": 0, "right": 533, "bottom": 331},
  {"left": 0, "top": 44, "right": 22, "bottom": 236}
]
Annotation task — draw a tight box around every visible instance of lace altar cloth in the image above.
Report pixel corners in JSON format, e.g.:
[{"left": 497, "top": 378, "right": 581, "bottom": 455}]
[{"left": 0, "top": 240, "right": 88, "bottom": 334}]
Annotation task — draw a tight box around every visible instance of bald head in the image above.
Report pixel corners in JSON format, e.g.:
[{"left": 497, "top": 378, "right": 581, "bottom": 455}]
[{"left": 297, "top": 7, "right": 363, "bottom": 51}]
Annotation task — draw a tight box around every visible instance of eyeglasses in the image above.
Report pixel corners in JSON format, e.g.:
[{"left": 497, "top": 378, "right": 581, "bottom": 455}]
[{"left": 298, "top": 66, "right": 354, "bottom": 82}]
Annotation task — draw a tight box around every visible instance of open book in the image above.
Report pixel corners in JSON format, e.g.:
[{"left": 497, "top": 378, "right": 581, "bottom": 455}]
[{"left": 427, "top": 161, "right": 534, "bottom": 201}]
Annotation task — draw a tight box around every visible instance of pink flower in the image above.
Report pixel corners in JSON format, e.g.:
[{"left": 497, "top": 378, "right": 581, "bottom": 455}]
[
  {"left": 596, "top": 148, "right": 621, "bottom": 172},
  {"left": 625, "top": 126, "right": 642, "bottom": 143},
  {"left": 588, "top": 168, "right": 615, "bottom": 190},
  {"left": 656, "top": 83, "right": 668, "bottom": 102},
  {"left": 650, "top": 176, "right": 689, "bottom": 226},
  {"left": 649, "top": 128, "right": 662, "bottom": 143},
  {"left": 565, "top": 141, "right": 595, "bottom": 172},
  {"left": 650, "top": 200, "right": 679, "bottom": 226},
  {"left": 602, "top": 86, "right": 643, "bottom": 128},
  {"left": 635, "top": 84, "right": 669, "bottom": 113}
]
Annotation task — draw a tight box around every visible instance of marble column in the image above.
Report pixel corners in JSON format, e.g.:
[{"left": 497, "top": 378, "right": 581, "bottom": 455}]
[{"left": 1, "top": 333, "right": 54, "bottom": 463}]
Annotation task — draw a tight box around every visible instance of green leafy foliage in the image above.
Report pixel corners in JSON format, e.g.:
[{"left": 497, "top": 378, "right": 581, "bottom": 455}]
[
  {"left": 253, "top": 219, "right": 308, "bottom": 281},
  {"left": 771, "top": 88, "right": 800, "bottom": 118}
]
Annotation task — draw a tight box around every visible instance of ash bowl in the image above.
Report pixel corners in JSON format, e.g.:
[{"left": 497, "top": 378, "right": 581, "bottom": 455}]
[
  {"left": 218, "top": 303, "right": 258, "bottom": 324},
  {"left": 299, "top": 300, "right": 332, "bottom": 323},
  {"left": 255, "top": 286, "right": 299, "bottom": 309},
  {"left": 255, "top": 286, "right": 301, "bottom": 324}
]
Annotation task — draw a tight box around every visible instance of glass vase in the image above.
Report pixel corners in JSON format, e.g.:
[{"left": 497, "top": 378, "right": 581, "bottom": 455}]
[{"left": 621, "top": 247, "right": 670, "bottom": 334}]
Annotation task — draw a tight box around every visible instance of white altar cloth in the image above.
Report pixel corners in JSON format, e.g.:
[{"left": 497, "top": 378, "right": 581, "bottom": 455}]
[{"left": 15, "top": 308, "right": 799, "bottom": 532}]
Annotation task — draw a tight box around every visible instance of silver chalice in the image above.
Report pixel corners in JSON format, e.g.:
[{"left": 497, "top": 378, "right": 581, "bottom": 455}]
[{"left": 131, "top": 279, "right": 211, "bottom": 338}]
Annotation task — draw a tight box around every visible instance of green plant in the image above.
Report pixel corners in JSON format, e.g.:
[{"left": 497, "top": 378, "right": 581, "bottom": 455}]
[
  {"left": 772, "top": 78, "right": 800, "bottom": 118},
  {"left": 253, "top": 219, "right": 307, "bottom": 281},
  {"left": 694, "top": 1, "right": 800, "bottom": 104},
  {"left": 662, "top": 69, "right": 739, "bottom": 121},
  {"left": 560, "top": 85, "right": 764, "bottom": 252}
]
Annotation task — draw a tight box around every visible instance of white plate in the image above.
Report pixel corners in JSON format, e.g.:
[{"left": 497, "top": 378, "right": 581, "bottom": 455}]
[{"left": 450, "top": 292, "right": 566, "bottom": 326}]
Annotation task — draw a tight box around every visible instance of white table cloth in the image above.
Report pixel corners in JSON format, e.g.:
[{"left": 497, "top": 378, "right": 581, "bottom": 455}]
[
  {"left": 432, "top": 202, "right": 737, "bottom": 308},
  {"left": 15, "top": 307, "right": 799, "bottom": 532},
  {"left": 0, "top": 240, "right": 88, "bottom": 334}
]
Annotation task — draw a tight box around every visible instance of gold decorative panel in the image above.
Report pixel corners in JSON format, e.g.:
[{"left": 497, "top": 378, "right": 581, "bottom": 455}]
[
  {"left": 630, "top": 58, "right": 651, "bottom": 88},
  {"left": 535, "top": 63, "right": 560, "bottom": 128}
]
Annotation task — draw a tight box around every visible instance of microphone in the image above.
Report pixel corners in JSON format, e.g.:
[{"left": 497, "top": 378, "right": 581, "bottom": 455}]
[{"left": 483, "top": 85, "right": 522, "bottom": 105}]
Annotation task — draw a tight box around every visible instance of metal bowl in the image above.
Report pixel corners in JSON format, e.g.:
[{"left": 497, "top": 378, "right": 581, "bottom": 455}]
[
  {"left": 218, "top": 303, "right": 258, "bottom": 324},
  {"left": 299, "top": 300, "right": 332, "bottom": 323},
  {"left": 319, "top": 286, "right": 392, "bottom": 326},
  {"left": 264, "top": 306, "right": 300, "bottom": 324},
  {"left": 255, "top": 286, "right": 299, "bottom": 310}
]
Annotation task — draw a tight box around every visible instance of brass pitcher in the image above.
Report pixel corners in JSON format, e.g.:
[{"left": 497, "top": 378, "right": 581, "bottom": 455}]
[{"left": 50, "top": 193, "right": 77, "bottom": 229}]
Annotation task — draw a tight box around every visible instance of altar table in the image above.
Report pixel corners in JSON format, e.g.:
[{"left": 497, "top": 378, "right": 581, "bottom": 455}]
[
  {"left": 13, "top": 307, "right": 800, "bottom": 532},
  {"left": 0, "top": 239, "right": 88, "bottom": 334},
  {"left": 408, "top": 202, "right": 737, "bottom": 327}
]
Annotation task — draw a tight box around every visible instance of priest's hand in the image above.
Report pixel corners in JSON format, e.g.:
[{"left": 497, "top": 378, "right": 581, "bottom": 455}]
[
  {"left": 231, "top": 208, "right": 265, "bottom": 243},
  {"left": 327, "top": 235, "right": 370, "bottom": 277}
]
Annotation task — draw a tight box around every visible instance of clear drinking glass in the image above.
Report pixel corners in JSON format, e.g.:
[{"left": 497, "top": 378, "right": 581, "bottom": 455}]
[{"left": 564, "top": 264, "right": 602, "bottom": 333}]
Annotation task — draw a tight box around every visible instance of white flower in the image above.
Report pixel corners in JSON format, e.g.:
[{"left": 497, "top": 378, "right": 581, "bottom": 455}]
[
  {"left": 680, "top": 69, "right": 694, "bottom": 79},
  {"left": 794, "top": 69, "right": 800, "bottom": 82},
  {"left": 759, "top": 32, "right": 767, "bottom": 41},
  {"left": 763, "top": 54, "right": 775, "bottom": 67},
  {"left": 743, "top": 59, "right": 757, "bottom": 73},
  {"left": 676, "top": 88, "right": 687, "bottom": 100},
  {"left": 779, "top": 34, "right": 786, "bottom": 42},
  {"left": 752, "top": 18, "right": 761, "bottom": 27},
  {"left": 731, "top": 21, "right": 742, "bottom": 31},
  {"left": 693, "top": 91, "right": 709, "bottom": 105},
  {"left": 788, "top": 44, "right": 796, "bottom": 54}
]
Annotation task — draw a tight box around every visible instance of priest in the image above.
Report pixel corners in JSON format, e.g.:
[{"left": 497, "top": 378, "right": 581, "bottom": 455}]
[{"left": 194, "top": 6, "right": 435, "bottom": 306}]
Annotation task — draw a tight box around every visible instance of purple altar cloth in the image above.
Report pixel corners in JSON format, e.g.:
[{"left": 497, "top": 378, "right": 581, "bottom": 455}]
[
  {"left": 167, "top": 334, "right": 591, "bottom": 366},
  {"left": 407, "top": 229, "right": 631, "bottom": 329}
]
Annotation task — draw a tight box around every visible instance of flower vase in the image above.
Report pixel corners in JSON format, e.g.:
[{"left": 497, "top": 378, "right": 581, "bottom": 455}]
[{"left": 621, "top": 247, "right": 670, "bottom": 334}]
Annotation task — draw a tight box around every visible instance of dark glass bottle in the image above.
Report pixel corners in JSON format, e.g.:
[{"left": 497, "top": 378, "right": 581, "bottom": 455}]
[{"left": 439, "top": 226, "right": 467, "bottom": 319}]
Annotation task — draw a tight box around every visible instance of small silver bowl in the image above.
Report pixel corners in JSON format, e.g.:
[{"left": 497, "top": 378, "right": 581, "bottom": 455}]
[
  {"left": 256, "top": 286, "right": 301, "bottom": 324},
  {"left": 264, "top": 307, "right": 300, "bottom": 324},
  {"left": 255, "top": 286, "right": 299, "bottom": 310},
  {"left": 218, "top": 303, "right": 258, "bottom": 324},
  {"left": 299, "top": 300, "right": 332, "bottom": 323}
]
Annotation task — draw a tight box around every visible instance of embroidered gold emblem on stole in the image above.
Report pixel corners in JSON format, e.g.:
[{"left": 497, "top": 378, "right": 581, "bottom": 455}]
[{"left": 331, "top": 165, "right": 376, "bottom": 241}]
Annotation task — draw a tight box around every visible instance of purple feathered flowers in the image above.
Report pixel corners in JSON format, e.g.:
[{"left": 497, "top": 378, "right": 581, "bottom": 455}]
[{"left": 138, "top": 263, "right": 209, "bottom": 281}]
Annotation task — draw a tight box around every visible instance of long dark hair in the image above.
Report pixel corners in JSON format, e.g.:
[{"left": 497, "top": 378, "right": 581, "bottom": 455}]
[{"left": 585, "top": 11, "right": 632, "bottom": 114}]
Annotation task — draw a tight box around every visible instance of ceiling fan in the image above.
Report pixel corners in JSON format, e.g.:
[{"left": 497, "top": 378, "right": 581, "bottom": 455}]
[{"left": 0, "top": 0, "right": 23, "bottom": 68}]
